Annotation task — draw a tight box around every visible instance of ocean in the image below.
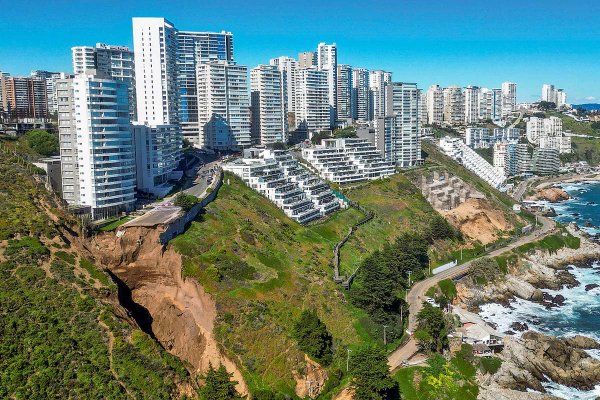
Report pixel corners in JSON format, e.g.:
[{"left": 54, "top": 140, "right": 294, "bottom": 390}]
[{"left": 479, "top": 180, "right": 600, "bottom": 399}]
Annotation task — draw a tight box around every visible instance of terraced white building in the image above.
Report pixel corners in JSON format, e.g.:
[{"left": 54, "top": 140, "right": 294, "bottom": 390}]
[
  {"left": 301, "top": 138, "right": 395, "bottom": 184},
  {"left": 223, "top": 148, "right": 341, "bottom": 224}
]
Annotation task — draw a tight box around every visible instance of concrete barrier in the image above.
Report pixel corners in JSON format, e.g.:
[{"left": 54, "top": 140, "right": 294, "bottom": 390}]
[{"left": 432, "top": 260, "right": 458, "bottom": 275}]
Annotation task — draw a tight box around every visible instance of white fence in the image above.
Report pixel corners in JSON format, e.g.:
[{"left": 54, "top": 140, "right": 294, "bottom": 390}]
[{"left": 432, "top": 260, "right": 458, "bottom": 275}]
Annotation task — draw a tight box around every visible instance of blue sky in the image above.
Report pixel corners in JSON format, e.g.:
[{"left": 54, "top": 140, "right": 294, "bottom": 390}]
[{"left": 1, "top": 0, "right": 599, "bottom": 103}]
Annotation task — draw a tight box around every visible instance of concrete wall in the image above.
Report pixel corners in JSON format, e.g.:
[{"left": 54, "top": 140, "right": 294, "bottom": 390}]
[{"left": 159, "top": 169, "right": 224, "bottom": 244}]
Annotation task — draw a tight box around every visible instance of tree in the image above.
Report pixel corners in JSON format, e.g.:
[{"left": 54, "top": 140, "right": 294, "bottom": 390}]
[
  {"left": 311, "top": 130, "right": 331, "bottom": 145},
  {"left": 350, "top": 345, "right": 399, "bottom": 400},
  {"left": 25, "top": 130, "right": 59, "bottom": 156},
  {"left": 591, "top": 121, "right": 600, "bottom": 130},
  {"left": 173, "top": 192, "right": 199, "bottom": 211},
  {"left": 538, "top": 101, "right": 556, "bottom": 111},
  {"left": 292, "top": 309, "right": 333, "bottom": 365},
  {"left": 415, "top": 304, "right": 448, "bottom": 353},
  {"left": 199, "top": 363, "right": 245, "bottom": 400},
  {"left": 332, "top": 126, "right": 357, "bottom": 138},
  {"left": 468, "top": 257, "right": 501, "bottom": 284},
  {"left": 268, "top": 141, "right": 287, "bottom": 150}
]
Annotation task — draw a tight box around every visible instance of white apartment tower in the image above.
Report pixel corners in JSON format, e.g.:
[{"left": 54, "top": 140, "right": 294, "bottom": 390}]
[
  {"left": 443, "top": 86, "right": 464, "bottom": 124},
  {"left": 316, "top": 43, "right": 337, "bottom": 126},
  {"left": 381, "top": 82, "right": 421, "bottom": 167},
  {"left": 464, "top": 85, "right": 480, "bottom": 124},
  {"left": 352, "top": 68, "right": 370, "bottom": 122},
  {"left": 295, "top": 68, "right": 330, "bottom": 132},
  {"left": 369, "top": 70, "right": 392, "bottom": 119},
  {"left": 57, "top": 72, "right": 135, "bottom": 219},
  {"left": 501, "top": 82, "right": 517, "bottom": 118},
  {"left": 426, "top": 84, "right": 444, "bottom": 124},
  {"left": 270, "top": 56, "right": 298, "bottom": 128},
  {"left": 72, "top": 43, "right": 136, "bottom": 120},
  {"left": 197, "top": 61, "right": 252, "bottom": 150},
  {"left": 336, "top": 64, "right": 353, "bottom": 121},
  {"left": 132, "top": 17, "right": 179, "bottom": 126},
  {"left": 251, "top": 64, "right": 287, "bottom": 145},
  {"left": 542, "top": 84, "right": 556, "bottom": 103}
]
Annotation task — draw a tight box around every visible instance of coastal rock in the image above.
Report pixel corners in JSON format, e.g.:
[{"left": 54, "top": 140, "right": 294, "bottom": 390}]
[
  {"left": 564, "top": 335, "right": 600, "bottom": 350},
  {"left": 540, "top": 292, "right": 566, "bottom": 309},
  {"left": 529, "top": 188, "right": 570, "bottom": 203},
  {"left": 478, "top": 386, "right": 562, "bottom": 400},
  {"left": 506, "top": 276, "right": 543, "bottom": 301},
  {"left": 493, "top": 332, "right": 600, "bottom": 391},
  {"left": 585, "top": 283, "right": 599, "bottom": 291},
  {"left": 510, "top": 322, "right": 529, "bottom": 332}
]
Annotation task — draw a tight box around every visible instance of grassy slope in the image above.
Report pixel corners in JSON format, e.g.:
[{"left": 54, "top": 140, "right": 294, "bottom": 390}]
[
  {"left": 172, "top": 172, "right": 366, "bottom": 394},
  {"left": 0, "top": 138, "right": 194, "bottom": 399},
  {"left": 338, "top": 174, "right": 443, "bottom": 276}
]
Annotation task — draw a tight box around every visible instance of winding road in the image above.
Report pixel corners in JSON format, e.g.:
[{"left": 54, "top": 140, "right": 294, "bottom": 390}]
[{"left": 387, "top": 213, "right": 556, "bottom": 371}]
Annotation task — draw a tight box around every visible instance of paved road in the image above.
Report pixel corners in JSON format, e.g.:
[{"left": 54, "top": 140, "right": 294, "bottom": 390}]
[
  {"left": 388, "top": 214, "right": 556, "bottom": 371},
  {"left": 184, "top": 160, "right": 220, "bottom": 197}
]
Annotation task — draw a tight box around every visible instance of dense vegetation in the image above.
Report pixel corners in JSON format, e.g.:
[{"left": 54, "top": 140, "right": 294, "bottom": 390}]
[
  {"left": 199, "top": 364, "right": 245, "bottom": 400},
  {"left": 0, "top": 141, "right": 196, "bottom": 398},
  {"left": 292, "top": 310, "right": 333, "bottom": 365},
  {"left": 350, "top": 345, "right": 399, "bottom": 400},
  {"left": 174, "top": 192, "right": 200, "bottom": 210},
  {"left": 25, "top": 129, "right": 59, "bottom": 156},
  {"left": 414, "top": 304, "right": 449, "bottom": 353}
]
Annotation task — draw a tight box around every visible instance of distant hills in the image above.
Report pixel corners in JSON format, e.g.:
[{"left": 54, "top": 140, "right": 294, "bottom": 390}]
[{"left": 573, "top": 104, "right": 600, "bottom": 111}]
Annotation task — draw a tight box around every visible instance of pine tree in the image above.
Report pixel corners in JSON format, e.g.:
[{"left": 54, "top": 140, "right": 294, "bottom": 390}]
[{"left": 199, "top": 363, "right": 245, "bottom": 400}]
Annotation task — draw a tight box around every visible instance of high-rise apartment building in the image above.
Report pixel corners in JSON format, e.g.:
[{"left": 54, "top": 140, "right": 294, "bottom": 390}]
[
  {"left": 132, "top": 17, "right": 182, "bottom": 195},
  {"left": 270, "top": 56, "right": 298, "bottom": 129},
  {"left": 379, "top": 82, "right": 421, "bottom": 167},
  {"left": 336, "top": 64, "right": 353, "bottom": 121},
  {"left": 295, "top": 68, "right": 330, "bottom": 132},
  {"left": 501, "top": 82, "right": 517, "bottom": 118},
  {"left": 298, "top": 52, "right": 316, "bottom": 69},
  {"left": 31, "top": 70, "right": 71, "bottom": 115},
  {"left": 132, "top": 17, "right": 179, "bottom": 126},
  {"left": 57, "top": 72, "right": 135, "bottom": 219},
  {"left": 369, "top": 70, "right": 392, "bottom": 119},
  {"left": 352, "top": 68, "right": 370, "bottom": 122},
  {"left": 72, "top": 43, "right": 136, "bottom": 120},
  {"left": 426, "top": 84, "right": 444, "bottom": 124},
  {"left": 316, "top": 43, "right": 337, "bottom": 126},
  {"left": 251, "top": 64, "right": 287, "bottom": 145},
  {"left": 542, "top": 84, "right": 556, "bottom": 103},
  {"left": 464, "top": 85, "right": 480, "bottom": 124},
  {"left": 556, "top": 89, "right": 567, "bottom": 108},
  {"left": 443, "top": 86, "right": 464, "bottom": 124},
  {"left": 0, "top": 76, "right": 48, "bottom": 119},
  {"left": 197, "top": 61, "right": 252, "bottom": 149},
  {"left": 176, "top": 30, "right": 234, "bottom": 145}
]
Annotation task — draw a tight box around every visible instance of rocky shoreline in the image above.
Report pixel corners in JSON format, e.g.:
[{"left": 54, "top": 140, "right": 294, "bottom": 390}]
[{"left": 454, "top": 226, "right": 600, "bottom": 398}]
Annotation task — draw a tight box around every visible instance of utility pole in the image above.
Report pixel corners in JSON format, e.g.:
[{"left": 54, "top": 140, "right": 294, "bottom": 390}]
[
  {"left": 400, "top": 304, "right": 404, "bottom": 328},
  {"left": 346, "top": 349, "right": 352, "bottom": 372},
  {"left": 460, "top": 247, "right": 463, "bottom": 261},
  {"left": 407, "top": 270, "right": 412, "bottom": 286}
]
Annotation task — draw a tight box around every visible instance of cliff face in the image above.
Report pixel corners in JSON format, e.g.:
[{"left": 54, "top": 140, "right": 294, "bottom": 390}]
[
  {"left": 440, "top": 198, "right": 513, "bottom": 245},
  {"left": 91, "top": 226, "right": 248, "bottom": 395}
]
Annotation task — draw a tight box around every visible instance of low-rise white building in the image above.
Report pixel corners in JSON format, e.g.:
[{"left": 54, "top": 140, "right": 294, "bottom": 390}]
[
  {"left": 223, "top": 148, "right": 340, "bottom": 224},
  {"left": 302, "top": 138, "right": 395, "bottom": 184}
]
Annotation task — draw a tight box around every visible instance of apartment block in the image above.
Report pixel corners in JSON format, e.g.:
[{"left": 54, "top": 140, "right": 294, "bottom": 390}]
[
  {"left": 443, "top": 86, "right": 464, "bottom": 125},
  {"left": 270, "top": 56, "right": 298, "bottom": 129},
  {"left": 532, "top": 147, "right": 560, "bottom": 175},
  {"left": 464, "top": 85, "right": 480, "bottom": 124},
  {"left": 31, "top": 70, "right": 71, "bottom": 115},
  {"left": 223, "top": 148, "right": 340, "bottom": 224},
  {"left": 317, "top": 43, "right": 337, "bottom": 125},
  {"left": 369, "top": 70, "right": 392, "bottom": 119},
  {"left": 352, "top": 68, "right": 370, "bottom": 122},
  {"left": 197, "top": 61, "right": 252, "bottom": 150},
  {"left": 0, "top": 75, "right": 48, "bottom": 120},
  {"left": 295, "top": 68, "right": 330, "bottom": 132},
  {"left": 426, "top": 84, "right": 444, "bottom": 124},
  {"left": 501, "top": 82, "right": 517, "bottom": 118},
  {"left": 336, "top": 64, "right": 353, "bottom": 121},
  {"left": 251, "top": 64, "right": 287, "bottom": 145},
  {"left": 439, "top": 136, "right": 506, "bottom": 189},
  {"left": 302, "top": 138, "right": 395, "bottom": 184},
  {"left": 57, "top": 72, "right": 135, "bottom": 219},
  {"left": 383, "top": 82, "right": 422, "bottom": 167}
]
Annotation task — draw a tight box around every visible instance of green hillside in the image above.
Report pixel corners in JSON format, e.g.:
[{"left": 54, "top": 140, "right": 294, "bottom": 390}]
[{"left": 0, "top": 139, "right": 196, "bottom": 399}]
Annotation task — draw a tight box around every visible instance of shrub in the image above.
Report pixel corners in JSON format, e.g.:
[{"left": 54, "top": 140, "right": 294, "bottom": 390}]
[
  {"left": 173, "top": 192, "right": 199, "bottom": 211},
  {"left": 468, "top": 257, "right": 501, "bottom": 284},
  {"left": 438, "top": 279, "right": 457, "bottom": 300},
  {"left": 25, "top": 130, "right": 59, "bottom": 156},
  {"left": 479, "top": 356, "right": 502, "bottom": 374}
]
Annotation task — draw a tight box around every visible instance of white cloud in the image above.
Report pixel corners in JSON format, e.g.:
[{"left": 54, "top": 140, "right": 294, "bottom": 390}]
[{"left": 584, "top": 96, "right": 596, "bottom": 101}]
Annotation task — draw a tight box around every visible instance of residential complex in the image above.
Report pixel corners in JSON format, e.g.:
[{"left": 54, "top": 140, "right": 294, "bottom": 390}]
[
  {"left": 57, "top": 72, "right": 136, "bottom": 218},
  {"left": 295, "top": 68, "right": 330, "bottom": 132},
  {"left": 197, "top": 61, "right": 252, "bottom": 149},
  {"left": 369, "top": 70, "right": 392, "bottom": 119},
  {"left": 526, "top": 116, "right": 571, "bottom": 154},
  {"left": 336, "top": 64, "right": 353, "bottom": 121},
  {"left": 465, "top": 127, "right": 520, "bottom": 149},
  {"left": 250, "top": 64, "right": 287, "bottom": 145},
  {"left": 542, "top": 84, "right": 567, "bottom": 108},
  {"left": 0, "top": 75, "right": 49, "bottom": 119},
  {"left": 302, "top": 138, "right": 395, "bottom": 184},
  {"left": 72, "top": 43, "right": 136, "bottom": 120},
  {"left": 439, "top": 137, "right": 506, "bottom": 189},
  {"left": 223, "top": 148, "right": 341, "bottom": 224},
  {"left": 351, "top": 68, "right": 370, "bottom": 122}
]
